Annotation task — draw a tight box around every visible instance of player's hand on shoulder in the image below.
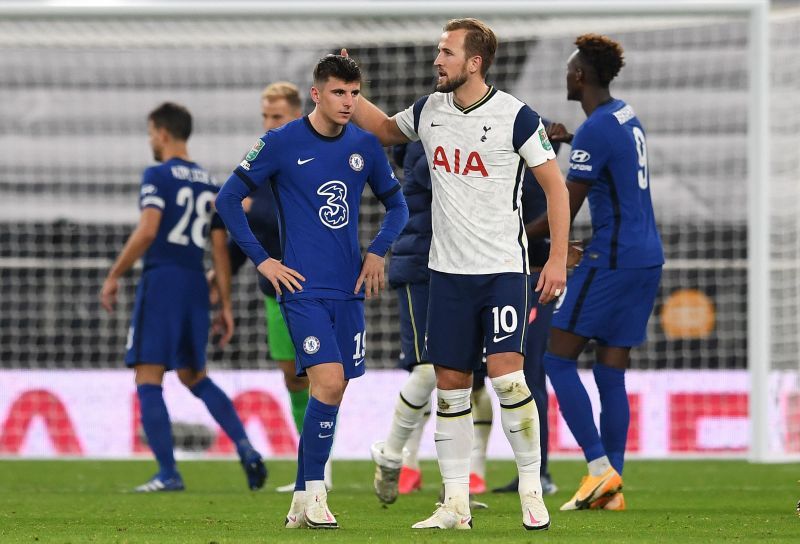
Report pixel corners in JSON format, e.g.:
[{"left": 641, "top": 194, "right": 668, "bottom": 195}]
[
  {"left": 212, "top": 306, "right": 234, "bottom": 348},
  {"left": 355, "top": 252, "right": 385, "bottom": 299},
  {"left": 257, "top": 257, "right": 305, "bottom": 296},
  {"left": 536, "top": 257, "right": 567, "bottom": 305},
  {"left": 100, "top": 276, "right": 119, "bottom": 313},
  {"left": 546, "top": 122, "right": 573, "bottom": 144}
]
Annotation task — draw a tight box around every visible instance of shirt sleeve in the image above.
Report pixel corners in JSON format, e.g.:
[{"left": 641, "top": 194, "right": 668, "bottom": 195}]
[
  {"left": 366, "top": 137, "right": 408, "bottom": 257},
  {"left": 566, "top": 120, "right": 609, "bottom": 184},
  {"left": 514, "top": 105, "right": 557, "bottom": 168},
  {"left": 215, "top": 132, "right": 282, "bottom": 267},
  {"left": 233, "top": 132, "right": 281, "bottom": 192},
  {"left": 394, "top": 95, "right": 428, "bottom": 142},
  {"left": 138, "top": 168, "right": 166, "bottom": 211}
]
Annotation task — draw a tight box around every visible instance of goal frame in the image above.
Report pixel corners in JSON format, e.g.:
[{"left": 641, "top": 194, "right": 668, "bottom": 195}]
[{"left": 0, "top": 0, "right": 773, "bottom": 460}]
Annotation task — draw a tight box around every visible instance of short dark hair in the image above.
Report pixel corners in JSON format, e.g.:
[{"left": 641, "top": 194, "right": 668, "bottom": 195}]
[
  {"left": 575, "top": 33, "right": 625, "bottom": 87},
  {"left": 444, "top": 18, "right": 497, "bottom": 77},
  {"left": 313, "top": 55, "right": 361, "bottom": 86},
  {"left": 148, "top": 102, "right": 192, "bottom": 141}
]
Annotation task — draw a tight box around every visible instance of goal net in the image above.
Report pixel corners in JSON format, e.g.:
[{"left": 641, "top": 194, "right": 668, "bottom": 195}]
[{"left": 0, "top": 1, "right": 796, "bottom": 461}]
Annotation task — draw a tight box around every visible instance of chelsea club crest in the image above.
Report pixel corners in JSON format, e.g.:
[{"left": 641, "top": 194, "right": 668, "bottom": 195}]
[{"left": 348, "top": 153, "right": 364, "bottom": 172}]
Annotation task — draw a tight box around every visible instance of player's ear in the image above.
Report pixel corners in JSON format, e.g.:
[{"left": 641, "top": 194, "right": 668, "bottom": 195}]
[
  {"left": 310, "top": 86, "right": 320, "bottom": 104},
  {"left": 469, "top": 55, "right": 482, "bottom": 75}
]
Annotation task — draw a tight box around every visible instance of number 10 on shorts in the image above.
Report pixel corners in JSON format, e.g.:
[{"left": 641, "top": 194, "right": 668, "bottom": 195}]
[{"left": 492, "top": 305, "right": 518, "bottom": 334}]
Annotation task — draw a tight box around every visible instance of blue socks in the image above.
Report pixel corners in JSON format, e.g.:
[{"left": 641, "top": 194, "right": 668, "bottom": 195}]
[
  {"left": 302, "top": 396, "right": 339, "bottom": 483},
  {"left": 137, "top": 384, "right": 178, "bottom": 479},
  {"left": 189, "top": 377, "right": 252, "bottom": 460},
  {"left": 543, "top": 353, "right": 606, "bottom": 463},
  {"left": 594, "top": 363, "right": 629, "bottom": 474},
  {"left": 294, "top": 435, "right": 306, "bottom": 491}
]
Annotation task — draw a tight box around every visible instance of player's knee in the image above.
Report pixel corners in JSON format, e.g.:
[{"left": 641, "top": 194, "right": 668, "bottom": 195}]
[
  {"left": 310, "top": 382, "right": 346, "bottom": 406},
  {"left": 177, "top": 368, "right": 206, "bottom": 388},
  {"left": 486, "top": 352, "right": 523, "bottom": 379},
  {"left": 434, "top": 366, "right": 472, "bottom": 390},
  {"left": 134, "top": 364, "right": 165, "bottom": 386}
]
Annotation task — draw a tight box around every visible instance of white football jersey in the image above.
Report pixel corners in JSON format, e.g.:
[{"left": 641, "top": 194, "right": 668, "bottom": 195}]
[{"left": 395, "top": 87, "right": 556, "bottom": 274}]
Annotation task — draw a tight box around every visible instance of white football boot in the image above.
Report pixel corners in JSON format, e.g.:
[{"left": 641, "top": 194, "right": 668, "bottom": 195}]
[
  {"left": 412, "top": 497, "right": 472, "bottom": 530},
  {"left": 284, "top": 491, "right": 307, "bottom": 529}
]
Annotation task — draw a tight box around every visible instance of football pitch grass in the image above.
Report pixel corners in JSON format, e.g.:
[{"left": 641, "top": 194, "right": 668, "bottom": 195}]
[{"left": 1, "top": 459, "right": 797, "bottom": 543}]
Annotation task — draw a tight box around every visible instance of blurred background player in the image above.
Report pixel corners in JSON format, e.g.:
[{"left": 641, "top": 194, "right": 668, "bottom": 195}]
[
  {"left": 210, "top": 81, "right": 331, "bottom": 492},
  {"left": 100, "top": 102, "right": 267, "bottom": 493},
  {"left": 216, "top": 55, "right": 408, "bottom": 529},
  {"left": 528, "top": 34, "right": 664, "bottom": 511},
  {"left": 348, "top": 17, "right": 569, "bottom": 531}
]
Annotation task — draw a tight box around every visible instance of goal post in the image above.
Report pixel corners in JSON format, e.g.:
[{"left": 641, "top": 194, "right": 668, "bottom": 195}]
[{"left": 1, "top": 0, "right": 794, "bottom": 462}]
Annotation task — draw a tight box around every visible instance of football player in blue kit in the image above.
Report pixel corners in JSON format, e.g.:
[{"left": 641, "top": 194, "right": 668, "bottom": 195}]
[
  {"left": 215, "top": 55, "right": 408, "bottom": 529},
  {"left": 100, "top": 102, "right": 267, "bottom": 493},
  {"left": 527, "top": 34, "right": 664, "bottom": 512}
]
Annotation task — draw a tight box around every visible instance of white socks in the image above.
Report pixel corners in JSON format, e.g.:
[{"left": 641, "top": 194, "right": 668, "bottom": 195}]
[
  {"left": 470, "top": 386, "right": 493, "bottom": 479},
  {"left": 403, "top": 406, "right": 431, "bottom": 470},
  {"left": 435, "top": 387, "right": 472, "bottom": 508},
  {"left": 385, "top": 364, "right": 436, "bottom": 459},
  {"left": 491, "top": 370, "right": 542, "bottom": 496}
]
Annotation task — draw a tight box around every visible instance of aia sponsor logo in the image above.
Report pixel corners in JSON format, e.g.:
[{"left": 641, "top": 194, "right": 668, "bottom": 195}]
[{"left": 431, "top": 146, "right": 488, "bottom": 177}]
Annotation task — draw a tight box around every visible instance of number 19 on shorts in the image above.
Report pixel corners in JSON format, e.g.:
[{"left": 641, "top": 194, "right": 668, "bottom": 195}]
[{"left": 352, "top": 331, "right": 366, "bottom": 361}]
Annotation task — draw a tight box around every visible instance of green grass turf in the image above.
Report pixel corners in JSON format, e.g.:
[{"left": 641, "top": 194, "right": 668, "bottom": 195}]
[{"left": 0, "top": 459, "right": 797, "bottom": 543}]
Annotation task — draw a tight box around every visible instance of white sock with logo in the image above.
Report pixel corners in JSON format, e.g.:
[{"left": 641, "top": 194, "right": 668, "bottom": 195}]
[
  {"left": 435, "top": 387, "right": 472, "bottom": 510},
  {"left": 491, "top": 370, "right": 542, "bottom": 497},
  {"left": 385, "top": 363, "right": 435, "bottom": 460}
]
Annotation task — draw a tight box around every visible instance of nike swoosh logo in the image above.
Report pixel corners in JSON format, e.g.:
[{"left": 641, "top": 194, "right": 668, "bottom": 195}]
[
  {"left": 460, "top": 516, "right": 471, "bottom": 525},
  {"left": 430, "top": 122, "right": 444, "bottom": 127},
  {"left": 354, "top": 358, "right": 365, "bottom": 366},
  {"left": 318, "top": 433, "right": 333, "bottom": 439},
  {"left": 434, "top": 438, "right": 452, "bottom": 442},
  {"left": 510, "top": 426, "right": 531, "bottom": 434},
  {"left": 297, "top": 158, "right": 315, "bottom": 165},
  {"left": 287, "top": 515, "right": 297, "bottom": 523},
  {"left": 493, "top": 333, "right": 513, "bottom": 343},
  {"left": 528, "top": 510, "right": 540, "bottom": 525}
]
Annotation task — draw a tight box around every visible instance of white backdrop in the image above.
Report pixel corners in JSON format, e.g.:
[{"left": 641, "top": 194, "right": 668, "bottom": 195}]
[{"left": 2, "top": 368, "right": 795, "bottom": 459}]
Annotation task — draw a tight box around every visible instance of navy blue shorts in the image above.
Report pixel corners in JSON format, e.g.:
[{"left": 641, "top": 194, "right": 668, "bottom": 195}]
[
  {"left": 552, "top": 265, "right": 662, "bottom": 347},
  {"left": 426, "top": 270, "right": 531, "bottom": 372},
  {"left": 396, "top": 282, "right": 429, "bottom": 370},
  {"left": 125, "top": 266, "right": 209, "bottom": 370},
  {"left": 280, "top": 298, "right": 366, "bottom": 380}
]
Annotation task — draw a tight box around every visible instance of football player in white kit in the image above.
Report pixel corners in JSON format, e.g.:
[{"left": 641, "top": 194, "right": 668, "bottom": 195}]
[{"left": 346, "top": 18, "right": 569, "bottom": 531}]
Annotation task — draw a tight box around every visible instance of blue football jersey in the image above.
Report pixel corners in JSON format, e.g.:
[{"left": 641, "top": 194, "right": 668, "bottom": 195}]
[
  {"left": 138, "top": 158, "right": 220, "bottom": 271},
  {"left": 567, "top": 99, "right": 664, "bottom": 269},
  {"left": 232, "top": 117, "right": 401, "bottom": 301}
]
